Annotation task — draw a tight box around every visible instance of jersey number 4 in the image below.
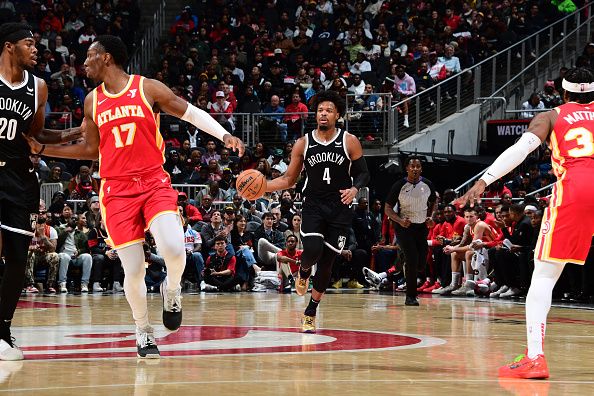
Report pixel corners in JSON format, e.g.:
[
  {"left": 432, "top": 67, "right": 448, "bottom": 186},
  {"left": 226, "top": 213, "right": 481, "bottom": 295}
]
[
  {"left": 111, "top": 122, "right": 137, "bottom": 148},
  {"left": 323, "top": 167, "right": 331, "bottom": 184},
  {"left": 0, "top": 118, "right": 17, "bottom": 140},
  {"left": 565, "top": 127, "right": 594, "bottom": 157}
]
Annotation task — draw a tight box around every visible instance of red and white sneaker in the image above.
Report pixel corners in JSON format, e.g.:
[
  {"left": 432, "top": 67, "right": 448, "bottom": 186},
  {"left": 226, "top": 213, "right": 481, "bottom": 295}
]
[
  {"left": 416, "top": 280, "right": 433, "bottom": 292},
  {"left": 25, "top": 286, "right": 39, "bottom": 294},
  {"left": 423, "top": 281, "right": 441, "bottom": 293},
  {"left": 498, "top": 353, "right": 549, "bottom": 379}
]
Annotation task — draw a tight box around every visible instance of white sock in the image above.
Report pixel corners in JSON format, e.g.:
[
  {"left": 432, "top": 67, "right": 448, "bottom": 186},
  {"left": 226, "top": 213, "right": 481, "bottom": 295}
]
[
  {"left": 404, "top": 115, "right": 409, "bottom": 122},
  {"left": 525, "top": 259, "right": 564, "bottom": 359},
  {"left": 118, "top": 243, "right": 150, "bottom": 329},
  {"left": 150, "top": 213, "right": 186, "bottom": 292},
  {"left": 451, "top": 272, "right": 460, "bottom": 286}
]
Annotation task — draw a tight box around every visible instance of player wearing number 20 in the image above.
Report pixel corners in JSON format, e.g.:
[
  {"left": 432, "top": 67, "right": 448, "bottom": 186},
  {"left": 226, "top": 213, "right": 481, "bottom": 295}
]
[
  {"left": 33, "top": 35, "right": 244, "bottom": 358},
  {"left": 457, "top": 67, "right": 594, "bottom": 379},
  {"left": 263, "top": 90, "right": 370, "bottom": 333}
]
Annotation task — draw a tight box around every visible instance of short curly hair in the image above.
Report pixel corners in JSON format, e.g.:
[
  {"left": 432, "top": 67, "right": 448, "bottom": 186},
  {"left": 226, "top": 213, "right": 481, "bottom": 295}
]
[
  {"left": 311, "top": 90, "right": 346, "bottom": 116},
  {"left": 93, "top": 35, "right": 128, "bottom": 67}
]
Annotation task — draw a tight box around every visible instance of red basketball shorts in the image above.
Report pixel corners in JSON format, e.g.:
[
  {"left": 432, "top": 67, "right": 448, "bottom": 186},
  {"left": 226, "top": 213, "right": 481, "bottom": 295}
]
[
  {"left": 99, "top": 169, "right": 178, "bottom": 248},
  {"left": 535, "top": 169, "right": 594, "bottom": 264}
]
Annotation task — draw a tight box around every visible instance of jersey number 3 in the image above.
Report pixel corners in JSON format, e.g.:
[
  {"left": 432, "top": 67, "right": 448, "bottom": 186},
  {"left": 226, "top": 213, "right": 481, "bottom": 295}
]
[
  {"left": 565, "top": 127, "right": 594, "bottom": 157},
  {"left": 111, "top": 122, "right": 137, "bottom": 148}
]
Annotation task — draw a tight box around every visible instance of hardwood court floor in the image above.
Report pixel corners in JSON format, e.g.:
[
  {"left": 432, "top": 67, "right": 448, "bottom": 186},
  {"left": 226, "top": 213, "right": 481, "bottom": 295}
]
[{"left": 1, "top": 290, "right": 593, "bottom": 395}]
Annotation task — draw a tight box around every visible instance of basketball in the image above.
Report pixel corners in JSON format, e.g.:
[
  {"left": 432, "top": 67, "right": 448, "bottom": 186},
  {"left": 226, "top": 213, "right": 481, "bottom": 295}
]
[{"left": 236, "top": 169, "right": 267, "bottom": 200}]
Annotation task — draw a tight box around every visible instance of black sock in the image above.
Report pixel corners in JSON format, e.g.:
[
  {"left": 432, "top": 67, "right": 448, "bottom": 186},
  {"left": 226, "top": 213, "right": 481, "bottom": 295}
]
[
  {"left": 0, "top": 320, "right": 12, "bottom": 344},
  {"left": 304, "top": 297, "right": 320, "bottom": 317},
  {"left": 299, "top": 267, "right": 311, "bottom": 280}
]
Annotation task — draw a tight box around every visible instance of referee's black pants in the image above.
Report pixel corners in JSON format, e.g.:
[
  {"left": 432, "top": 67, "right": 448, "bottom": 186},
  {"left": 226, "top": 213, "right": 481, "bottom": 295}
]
[{"left": 395, "top": 223, "right": 428, "bottom": 298}]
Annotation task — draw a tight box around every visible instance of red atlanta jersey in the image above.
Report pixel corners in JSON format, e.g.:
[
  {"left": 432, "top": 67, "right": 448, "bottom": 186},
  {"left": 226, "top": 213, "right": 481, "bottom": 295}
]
[
  {"left": 93, "top": 75, "right": 164, "bottom": 179},
  {"left": 550, "top": 102, "right": 594, "bottom": 178}
]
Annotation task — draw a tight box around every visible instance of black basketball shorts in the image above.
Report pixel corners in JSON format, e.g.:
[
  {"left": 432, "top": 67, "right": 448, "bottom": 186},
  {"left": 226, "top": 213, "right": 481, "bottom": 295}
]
[
  {"left": 300, "top": 198, "right": 352, "bottom": 253},
  {"left": 0, "top": 165, "right": 40, "bottom": 236}
]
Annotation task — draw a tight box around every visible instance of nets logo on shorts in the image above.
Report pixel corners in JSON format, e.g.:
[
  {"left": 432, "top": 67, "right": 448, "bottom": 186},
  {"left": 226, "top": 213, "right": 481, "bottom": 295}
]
[
  {"left": 14, "top": 325, "right": 445, "bottom": 360},
  {"left": 29, "top": 213, "right": 38, "bottom": 231},
  {"left": 337, "top": 235, "right": 346, "bottom": 250}
]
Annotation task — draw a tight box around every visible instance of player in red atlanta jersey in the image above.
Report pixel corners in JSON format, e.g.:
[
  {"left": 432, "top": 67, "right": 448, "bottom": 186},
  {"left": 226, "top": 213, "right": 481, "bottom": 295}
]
[
  {"left": 457, "top": 67, "right": 594, "bottom": 379},
  {"left": 29, "top": 35, "right": 244, "bottom": 358}
]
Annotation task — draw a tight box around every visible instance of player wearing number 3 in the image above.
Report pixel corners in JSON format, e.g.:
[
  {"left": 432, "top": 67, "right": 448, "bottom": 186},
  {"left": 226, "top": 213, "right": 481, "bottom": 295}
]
[
  {"left": 260, "top": 90, "right": 369, "bottom": 333},
  {"left": 457, "top": 68, "right": 594, "bottom": 379},
  {"left": 29, "top": 35, "right": 245, "bottom": 358}
]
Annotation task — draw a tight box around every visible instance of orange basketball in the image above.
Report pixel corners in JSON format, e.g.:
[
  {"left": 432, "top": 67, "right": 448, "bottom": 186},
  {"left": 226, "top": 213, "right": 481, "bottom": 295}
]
[{"left": 236, "top": 169, "right": 267, "bottom": 200}]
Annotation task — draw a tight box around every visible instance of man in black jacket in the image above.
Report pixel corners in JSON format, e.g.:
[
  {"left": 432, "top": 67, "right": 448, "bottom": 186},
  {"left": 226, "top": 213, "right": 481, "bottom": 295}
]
[{"left": 490, "top": 204, "right": 534, "bottom": 298}]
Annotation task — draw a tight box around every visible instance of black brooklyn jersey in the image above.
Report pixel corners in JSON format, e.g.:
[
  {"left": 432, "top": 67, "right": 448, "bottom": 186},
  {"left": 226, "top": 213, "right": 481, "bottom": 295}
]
[
  {"left": 0, "top": 70, "right": 37, "bottom": 167},
  {"left": 302, "top": 128, "right": 352, "bottom": 201}
]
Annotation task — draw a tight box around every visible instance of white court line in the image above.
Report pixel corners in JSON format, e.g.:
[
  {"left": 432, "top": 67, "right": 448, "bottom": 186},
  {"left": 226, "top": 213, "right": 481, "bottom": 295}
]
[{"left": 3, "top": 378, "right": 594, "bottom": 392}]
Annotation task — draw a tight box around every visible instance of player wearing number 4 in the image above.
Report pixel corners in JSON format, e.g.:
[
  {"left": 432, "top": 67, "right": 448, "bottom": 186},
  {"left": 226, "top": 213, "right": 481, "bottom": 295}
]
[
  {"left": 27, "top": 35, "right": 244, "bottom": 358},
  {"left": 457, "top": 67, "right": 594, "bottom": 379},
  {"left": 252, "top": 90, "right": 370, "bottom": 333}
]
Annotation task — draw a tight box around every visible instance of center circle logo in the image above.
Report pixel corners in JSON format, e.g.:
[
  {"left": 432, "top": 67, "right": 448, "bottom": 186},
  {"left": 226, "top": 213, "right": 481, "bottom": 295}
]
[{"left": 15, "top": 325, "right": 445, "bottom": 360}]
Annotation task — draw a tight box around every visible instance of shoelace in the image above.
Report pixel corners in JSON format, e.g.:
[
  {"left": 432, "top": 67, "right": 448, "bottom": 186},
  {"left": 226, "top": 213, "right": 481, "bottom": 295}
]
[
  {"left": 138, "top": 332, "right": 156, "bottom": 348},
  {"left": 166, "top": 290, "right": 183, "bottom": 312}
]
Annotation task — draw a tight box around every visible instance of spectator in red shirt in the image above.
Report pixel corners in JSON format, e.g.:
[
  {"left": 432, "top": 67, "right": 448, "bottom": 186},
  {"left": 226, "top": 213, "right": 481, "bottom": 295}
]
[
  {"left": 443, "top": 8, "right": 461, "bottom": 30},
  {"left": 40, "top": 9, "right": 63, "bottom": 33},
  {"left": 203, "top": 236, "right": 238, "bottom": 291},
  {"left": 277, "top": 234, "right": 303, "bottom": 293},
  {"left": 283, "top": 92, "right": 309, "bottom": 141},
  {"left": 209, "top": 91, "right": 235, "bottom": 133},
  {"left": 67, "top": 165, "right": 99, "bottom": 200},
  {"left": 177, "top": 192, "right": 202, "bottom": 225},
  {"left": 484, "top": 180, "right": 512, "bottom": 208},
  {"left": 441, "top": 204, "right": 466, "bottom": 244},
  {"left": 170, "top": 7, "right": 196, "bottom": 35}
]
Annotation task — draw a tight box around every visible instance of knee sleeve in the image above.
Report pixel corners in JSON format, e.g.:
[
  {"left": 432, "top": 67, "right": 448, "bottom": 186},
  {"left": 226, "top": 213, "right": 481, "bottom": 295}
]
[{"left": 301, "top": 235, "right": 325, "bottom": 271}]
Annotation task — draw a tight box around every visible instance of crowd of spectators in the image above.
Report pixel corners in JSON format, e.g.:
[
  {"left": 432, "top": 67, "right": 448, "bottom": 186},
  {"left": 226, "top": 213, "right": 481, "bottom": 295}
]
[{"left": 6, "top": 1, "right": 594, "bottom": 302}]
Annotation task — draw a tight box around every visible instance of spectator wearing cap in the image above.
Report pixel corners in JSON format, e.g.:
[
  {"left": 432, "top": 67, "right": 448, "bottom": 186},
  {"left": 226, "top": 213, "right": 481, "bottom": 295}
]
[
  {"left": 219, "top": 168, "right": 235, "bottom": 192},
  {"left": 268, "top": 61, "right": 286, "bottom": 95},
  {"left": 267, "top": 148, "right": 288, "bottom": 174},
  {"left": 283, "top": 92, "right": 309, "bottom": 141},
  {"left": 164, "top": 149, "right": 187, "bottom": 184},
  {"left": 84, "top": 195, "right": 101, "bottom": 230},
  {"left": 524, "top": 205, "right": 538, "bottom": 218},
  {"left": 67, "top": 165, "right": 99, "bottom": 200},
  {"left": 170, "top": 6, "right": 197, "bottom": 35},
  {"left": 178, "top": 192, "right": 202, "bottom": 225},
  {"left": 209, "top": 90, "right": 235, "bottom": 133}
]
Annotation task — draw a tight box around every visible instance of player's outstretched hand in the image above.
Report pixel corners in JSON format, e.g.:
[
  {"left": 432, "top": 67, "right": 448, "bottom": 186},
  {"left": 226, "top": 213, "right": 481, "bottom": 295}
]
[
  {"left": 454, "top": 179, "right": 487, "bottom": 208},
  {"left": 223, "top": 134, "right": 245, "bottom": 157},
  {"left": 23, "top": 133, "right": 43, "bottom": 154},
  {"left": 340, "top": 187, "right": 358, "bottom": 205}
]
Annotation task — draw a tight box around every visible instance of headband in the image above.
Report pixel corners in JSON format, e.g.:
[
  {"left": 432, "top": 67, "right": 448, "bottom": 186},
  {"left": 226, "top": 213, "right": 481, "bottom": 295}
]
[
  {"left": 562, "top": 78, "right": 594, "bottom": 93},
  {"left": 3, "top": 29, "right": 33, "bottom": 44}
]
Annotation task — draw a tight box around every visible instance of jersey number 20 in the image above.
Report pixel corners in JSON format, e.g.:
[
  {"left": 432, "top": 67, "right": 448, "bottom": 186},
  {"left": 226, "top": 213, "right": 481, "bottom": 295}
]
[
  {"left": 0, "top": 118, "right": 17, "bottom": 140},
  {"left": 111, "top": 122, "right": 137, "bottom": 148}
]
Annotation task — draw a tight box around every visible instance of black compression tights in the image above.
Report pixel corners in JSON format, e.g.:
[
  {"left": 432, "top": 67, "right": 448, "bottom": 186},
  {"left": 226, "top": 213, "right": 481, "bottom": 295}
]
[
  {"left": 300, "top": 236, "right": 338, "bottom": 293},
  {"left": 0, "top": 230, "right": 31, "bottom": 323}
]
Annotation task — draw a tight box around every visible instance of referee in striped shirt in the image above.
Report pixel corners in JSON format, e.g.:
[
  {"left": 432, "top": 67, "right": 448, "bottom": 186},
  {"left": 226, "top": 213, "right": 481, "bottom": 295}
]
[{"left": 384, "top": 156, "right": 436, "bottom": 306}]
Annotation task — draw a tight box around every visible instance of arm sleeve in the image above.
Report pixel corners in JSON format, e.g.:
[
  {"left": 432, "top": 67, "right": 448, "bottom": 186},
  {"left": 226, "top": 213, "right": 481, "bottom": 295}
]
[
  {"left": 480, "top": 132, "right": 542, "bottom": 186},
  {"left": 181, "top": 102, "right": 230, "bottom": 142},
  {"left": 351, "top": 156, "right": 370, "bottom": 190}
]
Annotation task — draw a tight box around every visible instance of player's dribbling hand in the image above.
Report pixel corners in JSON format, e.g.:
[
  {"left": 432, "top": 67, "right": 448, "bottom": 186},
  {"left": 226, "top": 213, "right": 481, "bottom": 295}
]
[
  {"left": 223, "top": 134, "right": 245, "bottom": 157},
  {"left": 340, "top": 187, "right": 358, "bottom": 205},
  {"left": 454, "top": 179, "right": 487, "bottom": 208}
]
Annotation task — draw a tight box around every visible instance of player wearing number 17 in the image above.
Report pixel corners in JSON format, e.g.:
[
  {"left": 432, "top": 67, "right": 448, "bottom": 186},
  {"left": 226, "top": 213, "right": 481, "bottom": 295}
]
[
  {"left": 456, "top": 67, "right": 594, "bottom": 379},
  {"left": 29, "top": 35, "right": 244, "bottom": 358},
  {"left": 259, "top": 90, "right": 370, "bottom": 333}
]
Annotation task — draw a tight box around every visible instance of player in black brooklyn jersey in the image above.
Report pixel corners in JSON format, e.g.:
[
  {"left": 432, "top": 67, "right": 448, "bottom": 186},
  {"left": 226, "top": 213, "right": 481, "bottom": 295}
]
[
  {"left": 0, "top": 23, "right": 81, "bottom": 360},
  {"left": 264, "top": 90, "right": 369, "bottom": 333}
]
